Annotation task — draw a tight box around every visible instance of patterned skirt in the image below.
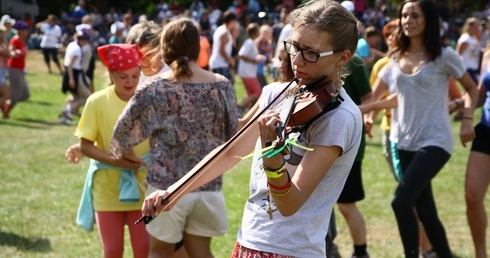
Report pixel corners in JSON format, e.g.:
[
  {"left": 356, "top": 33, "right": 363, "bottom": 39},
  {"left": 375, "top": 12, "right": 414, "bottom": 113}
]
[{"left": 231, "top": 241, "right": 296, "bottom": 258}]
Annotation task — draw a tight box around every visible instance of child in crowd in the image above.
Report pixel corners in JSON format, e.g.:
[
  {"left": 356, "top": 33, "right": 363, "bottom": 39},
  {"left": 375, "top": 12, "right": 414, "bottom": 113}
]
[
  {"left": 0, "top": 26, "right": 11, "bottom": 118},
  {"left": 238, "top": 22, "right": 266, "bottom": 112},
  {"left": 75, "top": 43, "right": 150, "bottom": 258}
]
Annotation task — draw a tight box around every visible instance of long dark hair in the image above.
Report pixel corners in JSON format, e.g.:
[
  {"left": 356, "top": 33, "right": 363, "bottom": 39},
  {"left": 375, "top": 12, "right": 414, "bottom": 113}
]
[{"left": 393, "top": 0, "right": 442, "bottom": 61}]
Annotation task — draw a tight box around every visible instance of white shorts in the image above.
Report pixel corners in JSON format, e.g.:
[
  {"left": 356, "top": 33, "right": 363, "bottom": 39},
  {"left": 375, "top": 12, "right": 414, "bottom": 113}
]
[{"left": 145, "top": 184, "right": 228, "bottom": 243}]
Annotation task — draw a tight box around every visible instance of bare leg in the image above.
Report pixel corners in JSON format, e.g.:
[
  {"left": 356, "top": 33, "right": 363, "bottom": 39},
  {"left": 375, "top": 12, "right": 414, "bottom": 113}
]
[
  {"left": 465, "top": 151, "right": 490, "bottom": 258},
  {"left": 0, "top": 83, "right": 10, "bottom": 118},
  {"left": 148, "top": 235, "right": 176, "bottom": 258},
  {"left": 183, "top": 233, "right": 213, "bottom": 258},
  {"left": 338, "top": 202, "right": 367, "bottom": 246}
]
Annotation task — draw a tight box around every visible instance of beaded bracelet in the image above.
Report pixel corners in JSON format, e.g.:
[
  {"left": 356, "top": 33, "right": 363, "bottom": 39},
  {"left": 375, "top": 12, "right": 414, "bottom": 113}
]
[{"left": 270, "top": 188, "right": 291, "bottom": 197}]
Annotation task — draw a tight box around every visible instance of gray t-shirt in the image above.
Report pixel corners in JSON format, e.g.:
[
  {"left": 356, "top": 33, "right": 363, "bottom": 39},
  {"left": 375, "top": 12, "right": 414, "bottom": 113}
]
[
  {"left": 380, "top": 47, "right": 465, "bottom": 154},
  {"left": 237, "top": 84, "right": 362, "bottom": 257}
]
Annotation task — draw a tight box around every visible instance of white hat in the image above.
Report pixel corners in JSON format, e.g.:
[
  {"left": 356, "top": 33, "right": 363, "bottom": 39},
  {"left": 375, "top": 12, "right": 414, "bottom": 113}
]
[
  {"left": 110, "top": 21, "right": 125, "bottom": 35},
  {"left": 341, "top": 1, "right": 355, "bottom": 13},
  {"left": 75, "top": 23, "right": 92, "bottom": 32},
  {"left": 0, "top": 15, "right": 16, "bottom": 26}
]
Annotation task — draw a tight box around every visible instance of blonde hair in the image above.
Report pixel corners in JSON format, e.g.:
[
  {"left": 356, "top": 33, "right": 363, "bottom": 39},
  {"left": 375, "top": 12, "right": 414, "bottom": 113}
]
[
  {"left": 259, "top": 24, "right": 272, "bottom": 34},
  {"left": 126, "top": 21, "right": 163, "bottom": 74}
]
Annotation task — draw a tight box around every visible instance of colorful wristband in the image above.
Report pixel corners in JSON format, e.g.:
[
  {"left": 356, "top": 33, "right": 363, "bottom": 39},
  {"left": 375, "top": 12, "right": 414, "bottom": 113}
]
[
  {"left": 264, "top": 166, "right": 286, "bottom": 179},
  {"left": 268, "top": 171, "right": 291, "bottom": 190}
]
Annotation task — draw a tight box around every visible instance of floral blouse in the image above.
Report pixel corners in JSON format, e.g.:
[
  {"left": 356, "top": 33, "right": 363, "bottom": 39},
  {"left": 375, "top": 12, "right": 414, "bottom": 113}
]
[{"left": 109, "top": 76, "right": 238, "bottom": 191}]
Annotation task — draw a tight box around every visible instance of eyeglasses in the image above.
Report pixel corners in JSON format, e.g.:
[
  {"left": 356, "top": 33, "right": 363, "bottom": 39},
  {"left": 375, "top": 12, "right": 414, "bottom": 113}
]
[{"left": 283, "top": 41, "right": 338, "bottom": 63}]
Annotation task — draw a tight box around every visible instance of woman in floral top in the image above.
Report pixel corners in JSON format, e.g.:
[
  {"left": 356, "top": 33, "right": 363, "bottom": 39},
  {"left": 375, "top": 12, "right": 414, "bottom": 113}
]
[{"left": 109, "top": 17, "right": 238, "bottom": 258}]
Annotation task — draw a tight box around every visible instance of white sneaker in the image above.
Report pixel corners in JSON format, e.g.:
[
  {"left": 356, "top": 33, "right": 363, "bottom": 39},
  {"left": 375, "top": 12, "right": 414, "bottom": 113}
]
[
  {"left": 62, "top": 109, "right": 72, "bottom": 120},
  {"left": 59, "top": 116, "right": 72, "bottom": 125}
]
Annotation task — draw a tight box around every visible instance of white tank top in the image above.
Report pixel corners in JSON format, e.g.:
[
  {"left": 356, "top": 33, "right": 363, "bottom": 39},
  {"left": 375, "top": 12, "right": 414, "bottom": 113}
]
[{"left": 209, "top": 25, "right": 233, "bottom": 69}]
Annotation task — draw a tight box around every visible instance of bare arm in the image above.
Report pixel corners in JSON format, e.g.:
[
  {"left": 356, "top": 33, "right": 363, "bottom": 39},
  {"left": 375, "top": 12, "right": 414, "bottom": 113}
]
[
  {"left": 238, "top": 101, "right": 260, "bottom": 129},
  {"left": 364, "top": 77, "right": 389, "bottom": 136},
  {"left": 456, "top": 42, "right": 468, "bottom": 56},
  {"left": 80, "top": 138, "right": 141, "bottom": 171},
  {"left": 255, "top": 110, "right": 342, "bottom": 216},
  {"left": 65, "top": 143, "right": 84, "bottom": 163},
  {"left": 219, "top": 32, "right": 234, "bottom": 67},
  {"left": 359, "top": 92, "right": 397, "bottom": 114},
  {"left": 67, "top": 55, "right": 78, "bottom": 89},
  {"left": 457, "top": 72, "right": 478, "bottom": 147},
  {"left": 142, "top": 122, "right": 260, "bottom": 215},
  {"left": 476, "top": 51, "right": 490, "bottom": 108},
  {"left": 268, "top": 144, "right": 341, "bottom": 216}
]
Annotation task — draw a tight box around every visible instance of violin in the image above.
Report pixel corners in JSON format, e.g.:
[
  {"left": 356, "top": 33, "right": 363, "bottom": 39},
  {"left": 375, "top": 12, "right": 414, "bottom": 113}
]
[
  {"left": 135, "top": 77, "right": 301, "bottom": 225},
  {"left": 287, "top": 77, "right": 342, "bottom": 127},
  {"left": 135, "top": 77, "right": 343, "bottom": 225},
  {"left": 262, "top": 77, "right": 343, "bottom": 158},
  {"left": 273, "top": 76, "right": 343, "bottom": 144}
]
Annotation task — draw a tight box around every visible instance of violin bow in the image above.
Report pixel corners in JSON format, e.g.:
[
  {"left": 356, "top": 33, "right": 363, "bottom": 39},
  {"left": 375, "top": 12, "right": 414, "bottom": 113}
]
[{"left": 135, "top": 77, "right": 300, "bottom": 224}]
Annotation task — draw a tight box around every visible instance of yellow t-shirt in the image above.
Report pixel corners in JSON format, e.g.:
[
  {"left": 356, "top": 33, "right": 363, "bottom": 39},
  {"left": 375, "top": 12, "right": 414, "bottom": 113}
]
[
  {"left": 75, "top": 86, "right": 150, "bottom": 211},
  {"left": 370, "top": 57, "right": 391, "bottom": 131}
]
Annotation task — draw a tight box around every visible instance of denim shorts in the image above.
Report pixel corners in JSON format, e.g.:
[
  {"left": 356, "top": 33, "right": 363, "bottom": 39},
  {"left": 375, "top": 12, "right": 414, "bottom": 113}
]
[{"left": 0, "top": 68, "right": 7, "bottom": 84}]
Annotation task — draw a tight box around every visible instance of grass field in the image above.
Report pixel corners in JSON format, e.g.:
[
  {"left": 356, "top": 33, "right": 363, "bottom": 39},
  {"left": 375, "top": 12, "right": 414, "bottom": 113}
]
[{"left": 0, "top": 50, "right": 488, "bottom": 257}]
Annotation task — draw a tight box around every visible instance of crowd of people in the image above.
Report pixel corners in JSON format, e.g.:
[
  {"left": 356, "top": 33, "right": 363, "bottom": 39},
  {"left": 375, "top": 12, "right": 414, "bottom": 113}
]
[{"left": 1, "top": 0, "right": 489, "bottom": 257}]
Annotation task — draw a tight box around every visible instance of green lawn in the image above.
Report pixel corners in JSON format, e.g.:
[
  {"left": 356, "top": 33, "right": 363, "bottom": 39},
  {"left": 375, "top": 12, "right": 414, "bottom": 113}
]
[{"left": 0, "top": 50, "right": 487, "bottom": 257}]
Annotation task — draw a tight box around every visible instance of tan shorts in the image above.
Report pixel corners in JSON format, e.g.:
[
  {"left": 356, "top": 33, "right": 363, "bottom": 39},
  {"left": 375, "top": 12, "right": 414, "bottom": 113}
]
[{"left": 145, "top": 184, "right": 228, "bottom": 243}]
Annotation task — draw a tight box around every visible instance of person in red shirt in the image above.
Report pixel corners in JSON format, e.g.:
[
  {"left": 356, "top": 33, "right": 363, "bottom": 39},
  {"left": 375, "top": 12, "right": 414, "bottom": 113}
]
[{"left": 4, "top": 21, "right": 30, "bottom": 118}]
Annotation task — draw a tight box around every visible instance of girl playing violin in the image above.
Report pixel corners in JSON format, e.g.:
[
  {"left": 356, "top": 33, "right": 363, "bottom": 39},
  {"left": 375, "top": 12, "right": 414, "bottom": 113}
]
[{"left": 137, "top": 1, "right": 362, "bottom": 256}]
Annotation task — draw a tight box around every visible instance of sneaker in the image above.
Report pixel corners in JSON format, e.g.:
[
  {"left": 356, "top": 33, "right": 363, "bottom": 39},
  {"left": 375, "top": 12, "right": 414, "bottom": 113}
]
[
  {"left": 351, "top": 253, "right": 370, "bottom": 258},
  {"left": 59, "top": 116, "right": 72, "bottom": 125},
  {"left": 58, "top": 109, "right": 72, "bottom": 121},
  {"left": 420, "top": 249, "right": 438, "bottom": 258},
  {"left": 328, "top": 243, "right": 342, "bottom": 258}
]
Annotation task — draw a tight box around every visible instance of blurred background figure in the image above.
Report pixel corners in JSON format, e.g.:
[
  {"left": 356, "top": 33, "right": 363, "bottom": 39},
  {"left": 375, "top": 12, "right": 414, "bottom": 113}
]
[
  {"left": 4, "top": 21, "right": 30, "bottom": 119},
  {"left": 0, "top": 26, "right": 10, "bottom": 119},
  {"left": 237, "top": 23, "right": 265, "bottom": 112},
  {"left": 59, "top": 29, "right": 92, "bottom": 125},
  {"left": 0, "top": 15, "right": 17, "bottom": 43},
  {"left": 457, "top": 17, "right": 483, "bottom": 84},
  {"left": 36, "top": 14, "right": 63, "bottom": 75}
]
